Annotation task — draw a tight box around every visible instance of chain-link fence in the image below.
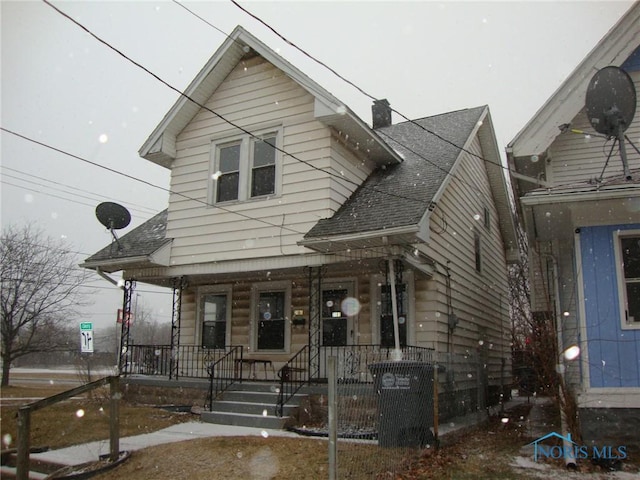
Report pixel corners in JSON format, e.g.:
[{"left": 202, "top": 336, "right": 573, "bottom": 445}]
[{"left": 322, "top": 350, "right": 494, "bottom": 478}]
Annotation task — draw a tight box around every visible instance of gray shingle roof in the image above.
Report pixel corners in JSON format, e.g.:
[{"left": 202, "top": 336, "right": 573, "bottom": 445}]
[
  {"left": 83, "top": 209, "right": 169, "bottom": 264},
  {"left": 304, "top": 106, "right": 486, "bottom": 239}
]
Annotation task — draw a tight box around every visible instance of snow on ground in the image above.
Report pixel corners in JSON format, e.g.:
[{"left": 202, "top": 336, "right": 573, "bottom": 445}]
[{"left": 510, "top": 456, "right": 640, "bottom": 479}]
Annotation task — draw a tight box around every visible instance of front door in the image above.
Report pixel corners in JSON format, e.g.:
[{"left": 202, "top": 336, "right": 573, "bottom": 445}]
[
  {"left": 319, "top": 283, "right": 356, "bottom": 379},
  {"left": 322, "top": 287, "right": 352, "bottom": 346}
]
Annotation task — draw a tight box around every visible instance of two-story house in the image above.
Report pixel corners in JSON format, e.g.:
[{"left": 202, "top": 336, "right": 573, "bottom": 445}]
[
  {"left": 507, "top": 2, "right": 640, "bottom": 447},
  {"left": 82, "top": 26, "right": 517, "bottom": 422}
]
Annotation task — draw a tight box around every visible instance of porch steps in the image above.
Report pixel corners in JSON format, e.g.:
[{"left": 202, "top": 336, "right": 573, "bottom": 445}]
[{"left": 201, "top": 382, "right": 306, "bottom": 430}]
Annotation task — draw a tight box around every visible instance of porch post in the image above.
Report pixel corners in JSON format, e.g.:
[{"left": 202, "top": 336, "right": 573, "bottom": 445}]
[
  {"left": 307, "top": 266, "right": 323, "bottom": 380},
  {"left": 118, "top": 279, "right": 135, "bottom": 374},
  {"left": 388, "top": 258, "right": 402, "bottom": 355},
  {"left": 170, "top": 277, "right": 186, "bottom": 380}
]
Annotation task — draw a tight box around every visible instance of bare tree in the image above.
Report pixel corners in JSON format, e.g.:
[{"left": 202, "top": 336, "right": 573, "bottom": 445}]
[
  {"left": 0, "top": 224, "right": 91, "bottom": 386},
  {"left": 129, "top": 299, "right": 171, "bottom": 345}
]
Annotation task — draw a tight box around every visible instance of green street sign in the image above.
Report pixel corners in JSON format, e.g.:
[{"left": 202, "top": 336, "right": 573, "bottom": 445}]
[{"left": 80, "top": 322, "right": 93, "bottom": 331}]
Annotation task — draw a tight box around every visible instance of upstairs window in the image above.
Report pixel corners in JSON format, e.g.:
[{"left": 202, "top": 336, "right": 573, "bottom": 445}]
[
  {"left": 251, "top": 135, "right": 277, "bottom": 197},
  {"left": 217, "top": 142, "right": 241, "bottom": 202},
  {"left": 210, "top": 130, "right": 281, "bottom": 204}
]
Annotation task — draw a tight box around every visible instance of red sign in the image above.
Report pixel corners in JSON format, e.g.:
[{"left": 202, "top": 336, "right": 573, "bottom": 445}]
[{"left": 117, "top": 309, "right": 134, "bottom": 325}]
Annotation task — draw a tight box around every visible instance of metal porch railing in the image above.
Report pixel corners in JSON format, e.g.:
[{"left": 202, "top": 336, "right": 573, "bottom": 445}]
[
  {"left": 207, "top": 345, "right": 243, "bottom": 410},
  {"left": 124, "top": 344, "right": 241, "bottom": 379},
  {"left": 275, "top": 344, "right": 435, "bottom": 417}
]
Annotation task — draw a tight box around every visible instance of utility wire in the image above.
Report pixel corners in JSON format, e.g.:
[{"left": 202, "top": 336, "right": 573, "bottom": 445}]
[
  {"left": 1, "top": 126, "right": 305, "bottom": 237},
  {"left": 172, "top": 0, "right": 501, "bottom": 197},
  {"left": 41, "top": 0, "right": 432, "bottom": 209},
  {"left": 1, "top": 173, "right": 155, "bottom": 218},
  {"left": 229, "top": 0, "right": 506, "bottom": 172},
  {"left": 2, "top": 165, "right": 159, "bottom": 215}
]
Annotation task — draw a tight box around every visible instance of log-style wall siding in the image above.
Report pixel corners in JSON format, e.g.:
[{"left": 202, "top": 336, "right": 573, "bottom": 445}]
[
  {"left": 166, "top": 55, "right": 373, "bottom": 266},
  {"left": 547, "top": 73, "right": 640, "bottom": 185}
]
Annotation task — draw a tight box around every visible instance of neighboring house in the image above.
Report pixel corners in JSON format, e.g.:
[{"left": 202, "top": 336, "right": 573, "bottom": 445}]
[
  {"left": 82, "top": 26, "right": 517, "bottom": 415},
  {"left": 506, "top": 3, "right": 640, "bottom": 447}
]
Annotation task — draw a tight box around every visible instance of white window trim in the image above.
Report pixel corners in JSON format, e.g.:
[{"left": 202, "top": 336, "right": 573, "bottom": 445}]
[
  {"left": 208, "top": 127, "right": 283, "bottom": 205},
  {"left": 370, "top": 270, "right": 415, "bottom": 346},
  {"left": 250, "top": 280, "right": 291, "bottom": 353},
  {"left": 613, "top": 229, "right": 640, "bottom": 330},
  {"left": 196, "top": 285, "right": 233, "bottom": 349}
]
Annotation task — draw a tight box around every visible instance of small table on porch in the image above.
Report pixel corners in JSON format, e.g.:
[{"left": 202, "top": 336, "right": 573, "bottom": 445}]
[{"left": 235, "top": 358, "right": 276, "bottom": 380}]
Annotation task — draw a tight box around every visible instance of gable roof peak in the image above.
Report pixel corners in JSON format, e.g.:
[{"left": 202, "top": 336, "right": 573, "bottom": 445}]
[{"left": 139, "top": 25, "right": 402, "bottom": 169}]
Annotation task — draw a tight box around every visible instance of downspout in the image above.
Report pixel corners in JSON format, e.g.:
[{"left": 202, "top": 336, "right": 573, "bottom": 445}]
[
  {"left": 544, "top": 253, "right": 577, "bottom": 469},
  {"left": 96, "top": 267, "right": 122, "bottom": 288}
]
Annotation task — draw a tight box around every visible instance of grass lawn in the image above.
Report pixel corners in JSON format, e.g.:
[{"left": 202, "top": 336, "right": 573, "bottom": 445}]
[{"left": 1, "top": 384, "right": 193, "bottom": 451}]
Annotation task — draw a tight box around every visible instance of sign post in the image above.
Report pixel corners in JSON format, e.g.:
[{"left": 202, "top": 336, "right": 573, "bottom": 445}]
[{"left": 80, "top": 322, "right": 94, "bottom": 353}]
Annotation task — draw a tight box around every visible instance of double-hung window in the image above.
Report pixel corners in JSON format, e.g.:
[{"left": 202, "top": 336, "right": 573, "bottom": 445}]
[
  {"left": 200, "top": 288, "right": 231, "bottom": 349},
  {"left": 210, "top": 130, "right": 280, "bottom": 204},
  {"left": 616, "top": 232, "right": 640, "bottom": 328}
]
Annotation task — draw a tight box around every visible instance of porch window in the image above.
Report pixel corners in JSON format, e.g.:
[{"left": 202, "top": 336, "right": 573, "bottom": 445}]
[
  {"left": 257, "top": 291, "right": 285, "bottom": 350},
  {"left": 201, "top": 293, "right": 227, "bottom": 349},
  {"left": 210, "top": 129, "right": 281, "bottom": 204},
  {"left": 380, "top": 284, "right": 407, "bottom": 348},
  {"left": 618, "top": 234, "right": 640, "bottom": 326}
]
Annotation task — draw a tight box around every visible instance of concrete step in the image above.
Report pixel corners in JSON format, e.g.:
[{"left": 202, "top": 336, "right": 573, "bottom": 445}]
[
  {"left": 229, "top": 382, "right": 281, "bottom": 393},
  {"left": 210, "top": 400, "right": 297, "bottom": 417},
  {"left": 201, "top": 382, "right": 308, "bottom": 430},
  {"left": 221, "top": 390, "right": 284, "bottom": 404},
  {"left": 200, "top": 411, "right": 289, "bottom": 429}
]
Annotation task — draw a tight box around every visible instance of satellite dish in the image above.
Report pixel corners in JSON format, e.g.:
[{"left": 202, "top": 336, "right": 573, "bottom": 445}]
[
  {"left": 585, "top": 66, "right": 636, "bottom": 181},
  {"left": 96, "top": 202, "right": 131, "bottom": 229},
  {"left": 586, "top": 66, "right": 636, "bottom": 137},
  {"left": 95, "top": 202, "right": 131, "bottom": 249}
]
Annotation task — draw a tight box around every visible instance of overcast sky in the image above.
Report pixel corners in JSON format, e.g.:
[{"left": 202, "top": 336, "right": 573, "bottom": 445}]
[{"left": 1, "top": 0, "right": 634, "bottom": 332}]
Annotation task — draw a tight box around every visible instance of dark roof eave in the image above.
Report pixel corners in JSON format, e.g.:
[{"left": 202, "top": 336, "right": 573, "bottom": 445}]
[{"left": 300, "top": 224, "right": 426, "bottom": 252}]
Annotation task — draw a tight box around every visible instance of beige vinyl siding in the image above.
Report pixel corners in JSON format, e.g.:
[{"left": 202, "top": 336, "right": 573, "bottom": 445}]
[
  {"left": 416, "top": 135, "right": 511, "bottom": 386},
  {"left": 548, "top": 72, "right": 640, "bottom": 186},
  {"left": 328, "top": 140, "right": 375, "bottom": 212},
  {"left": 167, "top": 56, "right": 342, "bottom": 265}
]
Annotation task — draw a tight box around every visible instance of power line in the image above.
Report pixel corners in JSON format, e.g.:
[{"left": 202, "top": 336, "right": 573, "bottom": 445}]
[
  {"left": 1, "top": 126, "right": 305, "bottom": 237},
  {"left": 171, "top": 0, "right": 496, "bottom": 198},
  {"left": 1, "top": 173, "right": 155, "bottom": 219},
  {"left": 228, "top": 0, "right": 508, "bottom": 173},
  {"left": 1, "top": 165, "right": 159, "bottom": 215},
  {"left": 40, "top": 0, "right": 434, "bottom": 209}
]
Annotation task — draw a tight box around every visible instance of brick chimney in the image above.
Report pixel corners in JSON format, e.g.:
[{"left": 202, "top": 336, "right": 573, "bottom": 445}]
[{"left": 372, "top": 99, "right": 392, "bottom": 129}]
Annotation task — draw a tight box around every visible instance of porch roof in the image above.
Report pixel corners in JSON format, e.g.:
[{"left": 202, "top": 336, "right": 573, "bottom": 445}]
[{"left": 80, "top": 209, "right": 171, "bottom": 273}]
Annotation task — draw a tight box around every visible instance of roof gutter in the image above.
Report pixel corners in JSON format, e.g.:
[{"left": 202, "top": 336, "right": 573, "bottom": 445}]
[
  {"left": 521, "top": 186, "right": 639, "bottom": 206},
  {"left": 299, "top": 224, "right": 421, "bottom": 248}
]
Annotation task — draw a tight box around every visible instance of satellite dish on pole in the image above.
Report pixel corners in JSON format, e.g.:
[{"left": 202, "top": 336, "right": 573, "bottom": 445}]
[
  {"left": 585, "top": 66, "right": 636, "bottom": 180},
  {"left": 95, "top": 202, "right": 131, "bottom": 249}
]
